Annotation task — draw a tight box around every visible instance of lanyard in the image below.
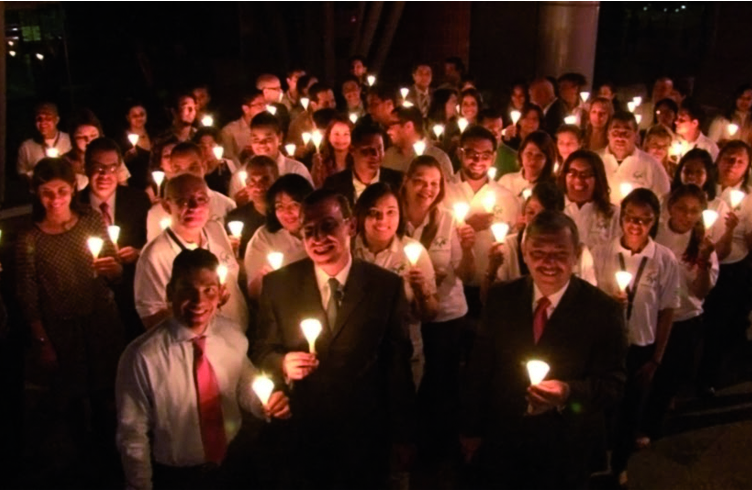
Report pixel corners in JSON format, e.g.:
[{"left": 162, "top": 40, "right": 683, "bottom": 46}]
[
  {"left": 618, "top": 253, "right": 648, "bottom": 321},
  {"left": 166, "top": 227, "right": 208, "bottom": 252}
]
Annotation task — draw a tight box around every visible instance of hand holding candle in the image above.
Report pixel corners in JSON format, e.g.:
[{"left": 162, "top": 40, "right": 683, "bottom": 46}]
[
  {"left": 730, "top": 189, "right": 745, "bottom": 209},
  {"left": 728, "top": 123, "right": 740, "bottom": 137},
  {"left": 228, "top": 221, "right": 244, "bottom": 239},
  {"left": 491, "top": 222, "right": 510, "bottom": 243},
  {"left": 301, "top": 318, "right": 322, "bottom": 354},
  {"left": 404, "top": 242, "right": 423, "bottom": 266},
  {"left": 127, "top": 133, "right": 139, "bottom": 147}
]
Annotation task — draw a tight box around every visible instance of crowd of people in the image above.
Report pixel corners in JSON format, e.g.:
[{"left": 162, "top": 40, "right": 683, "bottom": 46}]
[{"left": 12, "top": 54, "right": 752, "bottom": 489}]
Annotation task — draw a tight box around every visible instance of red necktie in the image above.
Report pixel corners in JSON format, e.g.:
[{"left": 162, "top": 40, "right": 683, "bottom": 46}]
[
  {"left": 533, "top": 297, "right": 551, "bottom": 344},
  {"left": 99, "top": 202, "right": 113, "bottom": 227},
  {"left": 192, "top": 336, "right": 227, "bottom": 464}
]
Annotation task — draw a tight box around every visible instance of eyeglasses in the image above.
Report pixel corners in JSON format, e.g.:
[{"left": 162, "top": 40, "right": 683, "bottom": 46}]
[
  {"left": 91, "top": 164, "right": 119, "bottom": 175},
  {"left": 609, "top": 129, "right": 635, "bottom": 138},
  {"left": 169, "top": 195, "right": 210, "bottom": 208},
  {"left": 623, "top": 214, "right": 655, "bottom": 226},
  {"left": 566, "top": 169, "right": 594, "bottom": 180},
  {"left": 461, "top": 149, "right": 494, "bottom": 162}
]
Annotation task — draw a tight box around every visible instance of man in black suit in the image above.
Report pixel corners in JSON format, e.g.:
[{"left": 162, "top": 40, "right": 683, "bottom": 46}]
[
  {"left": 252, "top": 189, "right": 416, "bottom": 489},
  {"left": 323, "top": 122, "right": 403, "bottom": 207},
  {"left": 461, "top": 211, "right": 627, "bottom": 489},
  {"left": 80, "top": 137, "right": 151, "bottom": 339},
  {"left": 530, "top": 77, "right": 569, "bottom": 136}
]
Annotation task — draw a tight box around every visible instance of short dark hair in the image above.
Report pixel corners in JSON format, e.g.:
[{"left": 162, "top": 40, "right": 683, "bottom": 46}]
[
  {"left": 241, "top": 89, "right": 264, "bottom": 106},
  {"left": 610, "top": 110, "right": 638, "bottom": 130},
  {"left": 312, "top": 108, "right": 339, "bottom": 130},
  {"left": 530, "top": 180, "right": 565, "bottom": 211},
  {"left": 459, "top": 125, "right": 497, "bottom": 151},
  {"left": 193, "top": 126, "right": 222, "bottom": 144},
  {"left": 167, "top": 249, "right": 220, "bottom": 295},
  {"left": 171, "top": 141, "right": 201, "bottom": 160},
  {"left": 172, "top": 92, "right": 196, "bottom": 111},
  {"left": 478, "top": 108, "right": 503, "bottom": 124},
  {"left": 301, "top": 188, "right": 353, "bottom": 221},
  {"left": 353, "top": 182, "right": 405, "bottom": 238},
  {"left": 655, "top": 98, "right": 679, "bottom": 116},
  {"left": 672, "top": 148, "right": 717, "bottom": 200},
  {"left": 558, "top": 72, "right": 587, "bottom": 87},
  {"left": 309, "top": 83, "right": 333, "bottom": 104},
  {"left": 411, "top": 62, "right": 431, "bottom": 74},
  {"left": 84, "top": 137, "right": 123, "bottom": 175},
  {"left": 369, "top": 84, "right": 398, "bottom": 105},
  {"left": 679, "top": 98, "right": 705, "bottom": 126},
  {"left": 392, "top": 106, "right": 425, "bottom": 136},
  {"left": 31, "top": 158, "right": 81, "bottom": 222},
  {"left": 250, "top": 111, "right": 282, "bottom": 134},
  {"left": 266, "top": 174, "right": 314, "bottom": 233},
  {"left": 351, "top": 122, "right": 384, "bottom": 147},
  {"left": 245, "top": 155, "right": 280, "bottom": 178},
  {"left": 620, "top": 188, "right": 661, "bottom": 238},
  {"left": 524, "top": 210, "right": 580, "bottom": 248},
  {"left": 165, "top": 173, "right": 207, "bottom": 199},
  {"left": 69, "top": 109, "right": 103, "bottom": 136}
]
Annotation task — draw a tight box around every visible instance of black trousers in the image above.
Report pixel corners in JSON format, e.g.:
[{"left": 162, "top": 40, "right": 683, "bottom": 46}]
[{"left": 152, "top": 462, "right": 222, "bottom": 490}]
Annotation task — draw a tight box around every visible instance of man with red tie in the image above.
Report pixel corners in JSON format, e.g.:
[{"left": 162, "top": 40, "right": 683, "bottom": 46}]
[
  {"left": 116, "top": 249, "right": 290, "bottom": 490},
  {"left": 460, "top": 210, "right": 627, "bottom": 489}
]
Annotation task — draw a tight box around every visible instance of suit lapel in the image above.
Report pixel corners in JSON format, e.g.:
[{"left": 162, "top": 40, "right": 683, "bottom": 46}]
[
  {"left": 297, "top": 261, "right": 327, "bottom": 325},
  {"left": 330, "top": 260, "right": 368, "bottom": 341},
  {"left": 538, "top": 278, "right": 582, "bottom": 346},
  {"left": 518, "top": 277, "right": 535, "bottom": 345}
]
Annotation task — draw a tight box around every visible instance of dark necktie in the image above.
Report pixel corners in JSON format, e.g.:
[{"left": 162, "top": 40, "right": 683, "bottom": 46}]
[
  {"left": 99, "top": 202, "right": 113, "bottom": 227},
  {"left": 533, "top": 297, "right": 551, "bottom": 344},
  {"left": 326, "top": 278, "right": 342, "bottom": 330}
]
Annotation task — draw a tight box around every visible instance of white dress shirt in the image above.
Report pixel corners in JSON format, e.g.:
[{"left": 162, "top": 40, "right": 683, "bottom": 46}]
[
  {"left": 714, "top": 186, "right": 752, "bottom": 264},
  {"left": 444, "top": 177, "right": 522, "bottom": 285},
  {"left": 135, "top": 220, "right": 249, "bottom": 331},
  {"left": 599, "top": 147, "right": 671, "bottom": 204},
  {"left": 116, "top": 316, "right": 263, "bottom": 490},
  {"left": 676, "top": 132, "right": 719, "bottom": 161},
  {"left": 564, "top": 199, "right": 621, "bottom": 250},
  {"left": 532, "top": 280, "right": 571, "bottom": 317},
  {"left": 90, "top": 191, "right": 117, "bottom": 223},
  {"left": 592, "top": 237, "right": 681, "bottom": 346},
  {"left": 382, "top": 143, "right": 456, "bottom": 182},
  {"left": 17, "top": 131, "right": 73, "bottom": 176},
  {"left": 243, "top": 226, "right": 308, "bottom": 281},
  {"left": 314, "top": 253, "right": 353, "bottom": 310},
  {"left": 353, "top": 169, "right": 380, "bottom": 202},
  {"left": 146, "top": 190, "right": 237, "bottom": 243},
  {"left": 655, "top": 220, "right": 719, "bottom": 322}
]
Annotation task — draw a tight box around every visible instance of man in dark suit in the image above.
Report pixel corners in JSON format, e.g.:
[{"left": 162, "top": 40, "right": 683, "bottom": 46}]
[
  {"left": 530, "top": 77, "right": 569, "bottom": 136},
  {"left": 81, "top": 137, "right": 151, "bottom": 339},
  {"left": 252, "top": 188, "right": 416, "bottom": 489},
  {"left": 461, "top": 210, "right": 627, "bottom": 489},
  {"left": 323, "top": 122, "right": 403, "bottom": 207}
]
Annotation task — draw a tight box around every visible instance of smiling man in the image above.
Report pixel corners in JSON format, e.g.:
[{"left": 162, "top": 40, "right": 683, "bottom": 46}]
[
  {"left": 252, "top": 188, "right": 416, "bottom": 489},
  {"left": 461, "top": 210, "right": 627, "bottom": 489}
]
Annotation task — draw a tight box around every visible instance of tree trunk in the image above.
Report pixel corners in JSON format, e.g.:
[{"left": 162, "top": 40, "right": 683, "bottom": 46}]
[
  {"left": 359, "top": 1, "right": 384, "bottom": 62},
  {"left": 350, "top": 1, "right": 367, "bottom": 56},
  {"left": 323, "top": 2, "right": 336, "bottom": 85},
  {"left": 371, "top": 1, "right": 405, "bottom": 73}
]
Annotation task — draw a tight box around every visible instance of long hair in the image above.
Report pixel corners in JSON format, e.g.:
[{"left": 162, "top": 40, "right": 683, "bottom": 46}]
[
  {"left": 517, "top": 131, "right": 557, "bottom": 183},
  {"left": 459, "top": 88, "right": 483, "bottom": 120},
  {"left": 724, "top": 83, "right": 752, "bottom": 122},
  {"left": 621, "top": 188, "right": 661, "bottom": 238},
  {"left": 671, "top": 148, "right": 717, "bottom": 201},
  {"left": 265, "top": 174, "right": 314, "bottom": 233},
  {"left": 583, "top": 96, "right": 614, "bottom": 147},
  {"left": 428, "top": 88, "right": 458, "bottom": 124},
  {"left": 557, "top": 149, "right": 614, "bottom": 219},
  {"left": 353, "top": 182, "right": 406, "bottom": 240},
  {"left": 401, "top": 155, "right": 447, "bottom": 251},
  {"left": 320, "top": 115, "right": 355, "bottom": 169},
  {"left": 666, "top": 184, "right": 708, "bottom": 264},
  {"left": 31, "top": 158, "right": 83, "bottom": 222}
]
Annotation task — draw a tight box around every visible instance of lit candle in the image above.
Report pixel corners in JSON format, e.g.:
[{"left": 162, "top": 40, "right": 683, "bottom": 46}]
[
  {"left": 36, "top": 53, "right": 44, "bottom": 61},
  {"left": 285, "top": 143, "right": 296, "bottom": 156},
  {"left": 201, "top": 115, "right": 214, "bottom": 127},
  {"left": 403, "top": 242, "right": 423, "bottom": 266},
  {"left": 238, "top": 170, "right": 248, "bottom": 187},
  {"left": 302, "top": 132, "right": 312, "bottom": 146},
  {"left": 267, "top": 252, "right": 284, "bottom": 270},
  {"left": 402, "top": 100, "right": 414, "bottom": 108},
  {"left": 458, "top": 117, "right": 469, "bottom": 133},
  {"left": 413, "top": 140, "right": 426, "bottom": 156},
  {"left": 580, "top": 91, "right": 590, "bottom": 102},
  {"left": 730, "top": 189, "right": 746, "bottom": 209},
  {"left": 160, "top": 217, "right": 172, "bottom": 230},
  {"left": 349, "top": 113, "right": 358, "bottom": 124},
  {"left": 615, "top": 271, "right": 633, "bottom": 292},
  {"left": 266, "top": 105, "right": 277, "bottom": 116},
  {"left": 564, "top": 115, "right": 577, "bottom": 125},
  {"left": 526, "top": 360, "right": 550, "bottom": 385},
  {"left": 482, "top": 192, "right": 496, "bottom": 213},
  {"left": 400, "top": 87, "right": 409, "bottom": 99},
  {"left": 227, "top": 220, "right": 244, "bottom": 238},
  {"left": 127, "top": 133, "right": 139, "bottom": 147},
  {"left": 632, "top": 96, "right": 643, "bottom": 107},
  {"left": 510, "top": 110, "right": 521, "bottom": 125},
  {"left": 728, "top": 123, "right": 739, "bottom": 137},
  {"left": 453, "top": 202, "right": 470, "bottom": 224},
  {"left": 217, "top": 264, "right": 228, "bottom": 284},
  {"left": 87, "top": 237, "right": 104, "bottom": 259},
  {"left": 521, "top": 188, "right": 532, "bottom": 201},
  {"left": 669, "top": 140, "right": 684, "bottom": 158},
  {"left": 45, "top": 147, "right": 59, "bottom": 158},
  {"left": 619, "top": 182, "right": 634, "bottom": 199},
  {"left": 491, "top": 222, "right": 510, "bottom": 243},
  {"left": 627, "top": 101, "right": 636, "bottom": 113},
  {"left": 301, "top": 318, "right": 322, "bottom": 354},
  {"left": 152, "top": 171, "right": 165, "bottom": 196},
  {"left": 9, "top": 50, "right": 16, "bottom": 57},
  {"left": 554, "top": 162, "right": 561, "bottom": 175},
  {"left": 366, "top": 75, "right": 376, "bottom": 86},
  {"left": 252, "top": 375, "right": 275, "bottom": 408},
  {"left": 635, "top": 114, "right": 642, "bottom": 125},
  {"left": 311, "top": 130, "right": 323, "bottom": 153},
  {"left": 702, "top": 209, "right": 719, "bottom": 229},
  {"left": 107, "top": 225, "right": 121, "bottom": 247},
  {"left": 432, "top": 124, "right": 445, "bottom": 138},
  {"left": 487, "top": 167, "right": 497, "bottom": 180},
  {"left": 213, "top": 146, "right": 224, "bottom": 160},
  {"left": 300, "top": 97, "right": 310, "bottom": 110}
]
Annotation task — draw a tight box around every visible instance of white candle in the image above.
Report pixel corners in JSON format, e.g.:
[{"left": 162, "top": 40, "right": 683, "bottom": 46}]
[
  {"left": 400, "top": 87, "right": 409, "bottom": 99},
  {"left": 366, "top": 75, "right": 376, "bottom": 86},
  {"left": 457, "top": 117, "right": 469, "bottom": 133},
  {"left": 228, "top": 220, "right": 244, "bottom": 238},
  {"left": 152, "top": 170, "right": 165, "bottom": 189},
  {"left": 635, "top": 114, "right": 642, "bottom": 125},
  {"left": 526, "top": 360, "right": 550, "bottom": 386},
  {"left": 413, "top": 140, "right": 426, "bottom": 156},
  {"left": 36, "top": 53, "right": 44, "bottom": 61},
  {"left": 453, "top": 202, "right": 470, "bottom": 224},
  {"left": 266, "top": 105, "right": 277, "bottom": 116},
  {"left": 615, "top": 271, "right": 633, "bottom": 292},
  {"left": 580, "top": 91, "right": 590, "bottom": 102},
  {"left": 402, "top": 100, "right": 414, "bottom": 108},
  {"left": 521, "top": 188, "right": 533, "bottom": 201},
  {"left": 45, "top": 147, "right": 59, "bottom": 158},
  {"left": 311, "top": 130, "right": 323, "bottom": 152},
  {"left": 239, "top": 170, "right": 248, "bottom": 187},
  {"left": 127, "top": 133, "right": 139, "bottom": 147},
  {"left": 728, "top": 123, "right": 739, "bottom": 137},
  {"left": 619, "top": 182, "right": 634, "bottom": 199},
  {"left": 491, "top": 222, "right": 510, "bottom": 243},
  {"left": 632, "top": 96, "right": 643, "bottom": 107},
  {"left": 107, "top": 225, "right": 121, "bottom": 246},
  {"left": 302, "top": 132, "right": 312, "bottom": 146},
  {"left": 482, "top": 192, "right": 496, "bottom": 213},
  {"left": 627, "top": 101, "right": 636, "bottom": 113},
  {"left": 285, "top": 143, "right": 296, "bottom": 156},
  {"left": 432, "top": 124, "right": 445, "bottom": 138},
  {"left": 301, "top": 318, "right": 322, "bottom": 354},
  {"left": 201, "top": 115, "right": 214, "bottom": 127},
  {"left": 403, "top": 242, "right": 423, "bottom": 266},
  {"left": 702, "top": 209, "right": 719, "bottom": 229},
  {"left": 217, "top": 264, "right": 228, "bottom": 284},
  {"left": 252, "top": 375, "right": 275, "bottom": 407},
  {"left": 510, "top": 110, "right": 521, "bottom": 125},
  {"left": 349, "top": 113, "right": 358, "bottom": 124},
  {"left": 670, "top": 140, "right": 684, "bottom": 158},
  {"left": 267, "top": 252, "right": 284, "bottom": 270},
  {"left": 87, "top": 237, "right": 104, "bottom": 259},
  {"left": 159, "top": 217, "right": 172, "bottom": 230},
  {"left": 212, "top": 146, "right": 224, "bottom": 160},
  {"left": 487, "top": 167, "right": 497, "bottom": 180},
  {"left": 300, "top": 97, "right": 310, "bottom": 110},
  {"left": 730, "top": 189, "right": 746, "bottom": 209},
  {"left": 564, "top": 115, "right": 577, "bottom": 125}
]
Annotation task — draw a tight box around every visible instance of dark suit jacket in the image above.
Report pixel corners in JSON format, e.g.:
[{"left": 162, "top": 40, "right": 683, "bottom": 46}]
[
  {"left": 461, "top": 276, "right": 627, "bottom": 488},
  {"left": 252, "top": 258, "right": 415, "bottom": 484},
  {"left": 542, "top": 98, "right": 569, "bottom": 136},
  {"left": 80, "top": 185, "right": 151, "bottom": 249},
  {"left": 322, "top": 167, "right": 404, "bottom": 206}
]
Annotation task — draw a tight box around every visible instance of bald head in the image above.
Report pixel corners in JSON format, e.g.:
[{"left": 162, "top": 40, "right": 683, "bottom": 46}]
[
  {"left": 529, "top": 78, "right": 556, "bottom": 108},
  {"left": 165, "top": 173, "right": 207, "bottom": 200}
]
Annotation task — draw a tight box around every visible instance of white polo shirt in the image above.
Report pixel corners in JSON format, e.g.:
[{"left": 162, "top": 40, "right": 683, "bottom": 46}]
[
  {"left": 599, "top": 147, "right": 671, "bottom": 204},
  {"left": 655, "top": 220, "right": 719, "bottom": 322},
  {"left": 444, "top": 176, "right": 521, "bottom": 285},
  {"left": 405, "top": 207, "right": 468, "bottom": 322},
  {"left": 135, "top": 220, "right": 249, "bottom": 331},
  {"left": 564, "top": 199, "right": 621, "bottom": 250},
  {"left": 714, "top": 186, "right": 752, "bottom": 264},
  {"left": 675, "top": 132, "right": 720, "bottom": 161},
  {"left": 592, "top": 237, "right": 681, "bottom": 346},
  {"left": 146, "top": 189, "right": 236, "bottom": 243},
  {"left": 243, "top": 225, "right": 308, "bottom": 282},
  {"left": 498, "top": 170, "right": 533, "bottom": 203},
  {"left": 17, "top": 132, "right": 73, "bottom": 176}
]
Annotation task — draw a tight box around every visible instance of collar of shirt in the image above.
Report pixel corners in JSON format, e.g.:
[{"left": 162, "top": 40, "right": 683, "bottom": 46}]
[
  {"left": 617, "top": 236, "right": 656, "bottom": 259},
  {"left": 353, "top": 234, "right": 400, "bottom": 263},
  {"left": 532, "top": 280, "right": 570, "bottom": 313},
  {"left": 167, "top": 316, "right": 220, "bottom": 343},
  {"left": 542, "top": 97, "right": 558, "bottom": 115},
  {"left": 604, "top": 145, "right": 638, "bottom": 164},
  {"left": 165, "top": 227, "right": 210, "bottom": 252},
  {"left": 90, "top": 191, "right": 116, "bottom": 216},
  {"left": 314, "top": 253, "right": 354, "bottom": 307}
]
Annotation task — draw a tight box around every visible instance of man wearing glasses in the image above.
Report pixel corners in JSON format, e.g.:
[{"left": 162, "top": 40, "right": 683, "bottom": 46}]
[
  {"left": 257, "top": 73, "right": 291, "bottom": 134},
  {"left": 252, "top": 188, "right": 415, "bottom": 489},
  {"left": 220, "top": 90, "right": 268, "bottom": 164},
  {"left": 600, "top": 111, "right": 671, "bottom": 204}
]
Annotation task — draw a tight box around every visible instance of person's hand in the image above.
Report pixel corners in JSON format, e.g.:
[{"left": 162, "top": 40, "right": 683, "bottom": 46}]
[
  {"left": 406, "top": 267, "right": 429, "bottom": 296},
  {"left": 459, "top": 436, "right": 482, "bottom": 464},
  {"left": 283, "top": 352, "right": 319, "bottom": 380},
  {"left": 117, "top": 246, "right": 140, "bottom": 264},
  {"left": 93, "top": 256, "right": 122, "bottom": 279},
  {"left": 612, "top": 290, "right": 628, "bottom": 308},
  {"left": 434, "top": 267, "right": 448, "bottom": 287},
  {"left": 264, "top": 391, "right": 292, "bottom": 420},
  {"left": 233, "top": 187, "right": 252, "bottom": 206},
  {"left": 502, "top": 124, "right": 517, "bottom": 140},
  {"left": 229, "top": 236, "right": 241, "bottom": 257},
  {"left": 725, "top": 211, "right": 740, "bottom": 233},
  {"left": 36, "top": 342, "right": 58, "bottom": 371},
  {"left": 527, "top": 380, "right": 570, "bottom": 415},
  {"left": 391, "top": 443, "right": 417, "bottom": 472},
  {"left": 635, "top": 359, "right": 659, "bottom": 385},
  {"left": 311, "top": 152, "right": 326, "bottom": 188},
  {"left": 698, "top": 236, "right": 715, "bottom": 262},
  {"left": 457, "top": 224, "right": 476, "bottom": 250},
  {"left": 465, "top": 212, "right": 494, "bottom": 232},
  {"left": 487, "top": 243, "right": 505, "bottom": 273}
]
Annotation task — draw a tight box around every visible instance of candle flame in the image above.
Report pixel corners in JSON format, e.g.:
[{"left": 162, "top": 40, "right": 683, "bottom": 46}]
[
  {"left": 580, "top": 91, "right": 590, "bottom": 102},
  {"left": 267, "top": 252, "right": 284, "bottom": 270},
  {"left": 302, "top": 132, "right": 312, "bottom": 145},
  {"left": 728, "top": 123, "right": 739, "bottom": 137},
  {"left": 300, "top": 97, "right": 310, "bottom": 110},
  {"left": 301, "top": 319, "right": 322, "bottom": 353},
  {"left": 400, "top": 87, "right": 409, "bottom": 99},
  {"left": 702, "top": 209, "right": 719, "bottom": 229},
  {"left": 201, "top": 115, "right": 214, "bottom": 127},
  {"left": 615, "top": 271, "right": 633, "bottom": 292},
  {"left": 285, "top": 143, "right": 296, "bottom": 156},
  {"left": 510, "top": 110, "right": 521, "bottom": 125},
  {"left": 128, "top": 133, "right": 139, "bottom": 146},
  {"left": 152, "top": 170, "right": 165, "bottom": 187},
  {"left": 487, "top": 167, "right": 497, "bottom": 180},
  {"left": 458, "top": 117, "right": 469, "bottom": 133},
  {"left": 491, "top": 222, "right": 510, "bottom": 242},
  {"left": 453, "top": 202, "right": 470, "bottom": 223},
  {"left": 432, "top": 124, "right": 445, "bottom": 138},
  {"left": 107, "top": 225, "right": 120, "bottom": 245},
  {"left": 217, "top": 264, "right": 228, "bottom": 284},
  {"left": 227, "top": 221, "right": 244, "bottom": 238},
  {"left": 87, "top": 237, "right": 104, "bottom": 258},
  {"left": 212, "top": 146, "right": 224, "bottom": 160},
  {"left": 403, "top": 242, "right": 423, "bottom": 266},
  {"left": 526, "top": 360, "right": 550, "bottom": 385},
  {"left": 252, "top": 375, "right": 274, "bottom": 407},
  {"left": 730, "top": 189, "right": 746, "bottom": 209},
  {"left": 413, "top": 140, "right": 426, "bottom": 156}
]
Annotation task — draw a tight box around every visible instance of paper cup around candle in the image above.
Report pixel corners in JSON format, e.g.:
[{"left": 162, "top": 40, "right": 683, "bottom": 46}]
[
  {"left": 107, "top": 225, "right": 121, "bottom": 245},
  {"left": 510, "top": 110, "right": 521, "bottom": 125},
  {"left": 400, "top": 87, "right": 409, "bottom": 99},
  {"left": 266, "top": 105, "right": 277, "bottom": 116},
  {"left": 201, "top": 115, "right": 214, "bottom": 127},
  {"left": 301, "top": 319, "right": 322, "bottom": 354},
  {"left": 432, "top": 124, "right": 445, "bottom": 138},
  {"left": 252, "top": 375, "right": 275, "bottom": 407},
  {"left": 413, "top": 140, "right": 426, "bottom": 156},
  {"left": 213, "top": 146, "right": 224, "bottom": 160},
  {"left": 728, "top": 123, "right": 739, "bottom": 137},
  {"left": 702, "top": 209, "right": 719, "bottom": 229},
  {"left": 458, "top": 117, "right": 469, "bottom": 133},
  {"left": 564, "top": 115, "right": 577, "bottom": 125},
  {"left": 311, "top": 130, "right": 323, "bottom": 151},
  {"left": 453, "top": 202, "right": 470, "bottom": 224},
  {"left": 580, "top": 91, "right": 590, "bottom": 102},
  {"left": 152, "top": 170, "right": 165, "bottom": 188},
  {"left": 487, "top": 167, "right": 497, "bottom": 180},
  {"left": 632, "top": 96, "right": 642, "bottom": 107},
  {"left": 619, "top": 182, "right": 634, "bottom": 199},
  {"left": 635, "top": 114, "right": 642, "bottom": 125},
  {"left": 615, "top": 271, "right": 633, "bottom": 292},
  {"left": 127, "top": 133, "right": 139, "bottom": 147},
  {"left": 302, "top": 132, "right": 312, "bottom": 146},
  {"left": 87, "top": 237, "right": 104, "bottom": 259},
  {"left": 45, "top": 147, "right": 59, "bottom": 158},
  {"left": 482, "top": 192, "right": 496, "bottom": 213},
  {"left": 730, "top": 189, "right": 745, "bottom": 209},
  {"left": 159, "top": 217, "right": 172, "bottom": 230},
  {"left": 300, "top": 97, "right": 310, "bottom": 110},
  {"left": 285, "top": 143, "right": 296, "bottom": 156},
  {"left": 267, "top": 252, "right": 284, "bottom": 270},
  {"left": 228, "top": 221, "right": 244, "bottom": 238},
  {"left": 491, "top": 222, "right": 510, "bottom": 243},
  {"left": 366, "top": 75, "right": 376, "bottom": 86},
  {"left": 404, "top": 242, "right": 423, "bottom": 266},
  {"left": 349, "top": 113, "right": 358, "bottom": 124},
  {"left": 217, "top": 264, "right": 228, "bottom": 284},
  {"left": 526, "top": 360, "right": 550, "bottom": 386}
]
